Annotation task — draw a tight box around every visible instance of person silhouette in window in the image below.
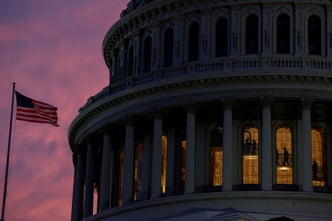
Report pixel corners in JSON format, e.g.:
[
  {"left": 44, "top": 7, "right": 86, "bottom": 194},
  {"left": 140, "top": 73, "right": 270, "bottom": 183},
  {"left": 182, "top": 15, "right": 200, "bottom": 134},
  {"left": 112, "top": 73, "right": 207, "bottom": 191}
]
[
  {"left": 312, "top": 160, "right": 319, "bottom": 179},
  {"left": 251, "top": 139, "right": 257, "bottom": 155},
  {"left": 283, "top": 147, "right": 289, "bottom": 166},
  {"left": 245, "top": 137, "right": 251, "bottom": 154}
]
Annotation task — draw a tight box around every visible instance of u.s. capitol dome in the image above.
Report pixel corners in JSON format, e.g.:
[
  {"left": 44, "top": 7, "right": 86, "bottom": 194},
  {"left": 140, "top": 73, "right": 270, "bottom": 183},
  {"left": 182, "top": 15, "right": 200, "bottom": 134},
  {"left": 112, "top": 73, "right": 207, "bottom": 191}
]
[{"left": 69, "top": 0, "right": 332, "bottom": 220}]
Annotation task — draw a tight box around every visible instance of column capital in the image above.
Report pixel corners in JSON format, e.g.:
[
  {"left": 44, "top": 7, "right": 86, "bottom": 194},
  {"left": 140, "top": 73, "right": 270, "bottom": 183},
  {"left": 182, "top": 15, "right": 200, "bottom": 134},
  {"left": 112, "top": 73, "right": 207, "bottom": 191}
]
[
  {"left": 86, "top": 133, "right": 98, "bottom": 146},
  {"left": 221, "top": 97, "right": 233, "bottom": 109},
  {"left": 183, "top": 99, "right": 197, "bottom": 112},
  {"left": 124, "top": 119, "right": 134, "bottom": 127},
  {"left": 102, "top": 125, "right": 113, "bottom": 134},
  {"left": 260, "top": 96, "right": 273, "bottom": 108},
  {"left": 301, "top": 97, "right": 313, "bottom": 110},
  {"left": 152, "top": 105, "right": 162, "bottom": 118},
  {"left": 186, "top": 104, "right": 196, "bottom": 113}
]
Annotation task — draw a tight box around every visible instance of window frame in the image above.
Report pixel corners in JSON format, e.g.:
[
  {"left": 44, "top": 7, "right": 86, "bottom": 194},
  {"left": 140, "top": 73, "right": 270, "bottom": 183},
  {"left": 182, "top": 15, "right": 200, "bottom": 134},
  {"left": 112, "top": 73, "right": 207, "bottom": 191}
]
[
  {"left": 245, "top": 14, "right": 259, "bottom": 54},
  {"left": 276, "top": 13, "right": 291, "bottom": 54},
  {"left": 308, "top": 14, "right": 322, "bottom": 56},
  {"left": 215, "top": 16, "right": 229, "bottom": 57},
  {"left": 187, "top": 21, "right": 200, "bottom": 62}
]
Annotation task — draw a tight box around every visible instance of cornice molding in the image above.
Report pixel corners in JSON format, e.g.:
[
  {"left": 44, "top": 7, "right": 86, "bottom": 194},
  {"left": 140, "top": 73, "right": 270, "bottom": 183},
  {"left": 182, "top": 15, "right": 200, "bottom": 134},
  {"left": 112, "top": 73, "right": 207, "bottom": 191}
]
[{"left": 68, "top": 73, "right": 332, "bottom": 147}]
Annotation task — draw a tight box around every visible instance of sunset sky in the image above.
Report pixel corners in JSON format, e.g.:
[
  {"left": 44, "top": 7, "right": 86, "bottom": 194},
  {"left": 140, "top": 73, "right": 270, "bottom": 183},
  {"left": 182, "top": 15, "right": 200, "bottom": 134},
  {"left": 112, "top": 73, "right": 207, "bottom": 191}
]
[{"left": 0, "top": 1, "right": 128, "bottom": 220}]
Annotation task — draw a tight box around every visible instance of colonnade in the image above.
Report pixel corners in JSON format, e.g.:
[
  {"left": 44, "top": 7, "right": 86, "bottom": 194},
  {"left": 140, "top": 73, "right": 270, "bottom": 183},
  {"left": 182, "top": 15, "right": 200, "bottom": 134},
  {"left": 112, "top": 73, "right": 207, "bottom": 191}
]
[{"left": 71, "top": 98, "right": 324, "bottom": 221}]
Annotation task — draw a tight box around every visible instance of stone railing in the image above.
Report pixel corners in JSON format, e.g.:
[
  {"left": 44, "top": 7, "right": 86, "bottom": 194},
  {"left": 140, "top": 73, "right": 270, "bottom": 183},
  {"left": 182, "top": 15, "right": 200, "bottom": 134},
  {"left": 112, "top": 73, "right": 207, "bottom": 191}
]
[{"left": 80, "top": 55, "right": 332, "bottom": 112}]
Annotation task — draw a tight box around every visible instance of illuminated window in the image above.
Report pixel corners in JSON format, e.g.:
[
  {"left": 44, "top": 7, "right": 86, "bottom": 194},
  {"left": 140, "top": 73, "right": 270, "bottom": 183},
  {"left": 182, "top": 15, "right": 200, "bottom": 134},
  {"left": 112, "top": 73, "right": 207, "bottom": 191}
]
[
  {"left": 242, "top": 126, "right": 259, "bottom": 184},
  {"left": 312, "top": 128, "right": 326, "bottom": 187},
  {"left": 215, "top": 17, "right": 228, "bottom": 57},
  {"left": 161, "top": 136, "right": 168, "bottom": 193},
  {"left": 117, "top": 150, "right": 124, "bottom": 206},
  {"left": 276, "top": 126, "right": 293, "bottom": 184},
  {"left": 210, "top": 126, "right": 223, "bottom": 186},
  {"left": 133, "top": 142, "right": 144, "bottom": 201}
]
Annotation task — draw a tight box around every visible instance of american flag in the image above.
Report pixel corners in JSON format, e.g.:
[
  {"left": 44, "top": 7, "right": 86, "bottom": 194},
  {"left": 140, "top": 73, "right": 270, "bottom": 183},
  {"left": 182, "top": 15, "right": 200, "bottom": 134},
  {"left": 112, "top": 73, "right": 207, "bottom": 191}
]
[{"left": 15, "top": 91, "right": 59, "bottom": 127}]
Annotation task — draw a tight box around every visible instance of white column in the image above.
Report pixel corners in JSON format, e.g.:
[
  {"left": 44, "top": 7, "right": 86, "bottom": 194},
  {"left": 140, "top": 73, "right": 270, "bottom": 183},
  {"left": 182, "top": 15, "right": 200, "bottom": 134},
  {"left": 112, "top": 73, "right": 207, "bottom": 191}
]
[
  {"left": 261, "top": 98, "right": 272, "bottom": 190},
  {"left": 166, "top": 128, "right": 175, "bottom": 195},
  {"left": 222, "top": 100, "right": 233, "bottom": 191},
  {"left": 302, "top": 98, "right": 312, "bottom": 192},
  {"left": 151, "top": 116, "right": 163, "bottom": 198},
  {"left": 122, "top": 124, "right": 134, "bottom": 203},
  {"left": 99, "top": 133, "right": 112, "bottom": 211},
  {"left": 142, "top": 133, "right": 152, "bottom": 200},
  {"left": 185, "top": 108, "right": 196, "bottom": 194},
  {"left": 108, "top": 148, "right": 114, "bottom": 208},
  {"left": 71, "top": 152, "right": 84, "bottom": 221},
  {"left": 83, "top": 143, "right": 95, "bottom": 217}
]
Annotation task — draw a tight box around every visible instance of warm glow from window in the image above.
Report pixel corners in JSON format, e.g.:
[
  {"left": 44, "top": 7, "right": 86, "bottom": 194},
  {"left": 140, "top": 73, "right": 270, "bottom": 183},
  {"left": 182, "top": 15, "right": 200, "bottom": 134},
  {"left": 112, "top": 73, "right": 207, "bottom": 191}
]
[
  {"left": 181, "top": 140, "right": 186, "bottom": 184},
  {"left": 210, "top": 126, "right": 223, "bottom": 186},
  {"left": 133, "top": 142, "right": 144, "bottom": 201},
  {"left": 243, "top": 155, "right": 259, "bottom": 184},
  {"left": 211, "top": 147, "right": 223, "bottom": 186},
  {"left": 118, "top": 150, "right": 124, "bottom": 206},
  {"left": 276, "top": 127, "right": 293, "bottom": 184},
  {"left": 242, "top": 126, "right": 259, "bottom": 184},
  {"left": 161, "top": 136, "right": 168, "bottom": 193},
  {"left": 312, "top": 129, "right": 326, "bottom": 187}
]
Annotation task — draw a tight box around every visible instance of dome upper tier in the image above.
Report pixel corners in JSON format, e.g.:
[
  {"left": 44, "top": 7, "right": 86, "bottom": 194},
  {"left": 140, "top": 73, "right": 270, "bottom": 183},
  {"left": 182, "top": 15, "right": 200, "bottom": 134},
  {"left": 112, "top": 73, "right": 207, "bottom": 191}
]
[{"left": 102, "top": 0, "right": 332, "bottom": 95}]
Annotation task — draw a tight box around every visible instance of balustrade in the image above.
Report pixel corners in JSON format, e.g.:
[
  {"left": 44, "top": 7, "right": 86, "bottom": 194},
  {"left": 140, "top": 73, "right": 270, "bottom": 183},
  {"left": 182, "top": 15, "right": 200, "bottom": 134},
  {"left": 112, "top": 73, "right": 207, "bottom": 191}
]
[{"left": 81, "top": 56, "right": 332, "bottom": 111}]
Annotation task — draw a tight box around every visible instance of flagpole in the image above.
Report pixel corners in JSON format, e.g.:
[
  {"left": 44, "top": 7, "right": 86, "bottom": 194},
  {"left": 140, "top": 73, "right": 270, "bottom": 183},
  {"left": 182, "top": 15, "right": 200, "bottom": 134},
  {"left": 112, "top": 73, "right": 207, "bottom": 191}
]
[{"left": 1, "top": 82, "right": 16, "bottom": 221}]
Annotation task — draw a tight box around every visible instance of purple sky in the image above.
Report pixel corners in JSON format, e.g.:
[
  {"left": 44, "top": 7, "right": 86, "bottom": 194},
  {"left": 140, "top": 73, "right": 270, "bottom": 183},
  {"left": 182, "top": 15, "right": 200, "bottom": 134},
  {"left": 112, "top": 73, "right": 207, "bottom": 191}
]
[{"left": 0, "top": 1, "right": 128, "bottom": 220}]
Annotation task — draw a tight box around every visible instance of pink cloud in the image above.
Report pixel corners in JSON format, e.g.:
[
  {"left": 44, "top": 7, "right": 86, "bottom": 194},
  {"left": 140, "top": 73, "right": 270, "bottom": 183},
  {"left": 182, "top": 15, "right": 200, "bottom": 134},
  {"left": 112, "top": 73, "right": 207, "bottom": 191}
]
[{"left": 0, "top": 1, "right": 129, "bottom": 220}]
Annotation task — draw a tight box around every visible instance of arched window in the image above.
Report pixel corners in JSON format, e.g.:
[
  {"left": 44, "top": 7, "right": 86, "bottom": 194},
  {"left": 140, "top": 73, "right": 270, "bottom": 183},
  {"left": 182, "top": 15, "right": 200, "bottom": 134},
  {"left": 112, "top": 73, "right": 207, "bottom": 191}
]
[
  {"left": 215, "top": 17, "right": 228, "bottom": 57},
  {"left": 276, "top": 126, "right": 293, "bottom": 185},
  {"left": 143, "top": 36, "right": 152, "bottom": 73},
  {"left": 245, "top": 14, "right": 259, "bottom": 54},
  {"left": 161, "top": 135, "right": 168, "bottom": 193},
  {"left": 164, "top": 28, "right": 174, "bottom": 67},
  {"left": 127, "top": 45, "right": 134, "bottom": 77},
  {"left": 133, "top": 142, "right": 144, "bottom": 201},
  {"left": 113, "top": 50, "right": 120, "bottom": 81},
  {"left": 242, "top": 126, "right": 259, "bottom": 184},
  {"left": 277, "top": 13, "right": 290, "bottom": 53},
  {"left": 188, "top": 22, "right": 199, "bottom": 61},
  {"left": 209, "top": 126, "right": 223, "bottom": 187},
  {"left": 312, "top": 128, "right": 326, "bottom": 187},
  {"left": 308, "top": 15, "right": 321, "bottom": 55}
]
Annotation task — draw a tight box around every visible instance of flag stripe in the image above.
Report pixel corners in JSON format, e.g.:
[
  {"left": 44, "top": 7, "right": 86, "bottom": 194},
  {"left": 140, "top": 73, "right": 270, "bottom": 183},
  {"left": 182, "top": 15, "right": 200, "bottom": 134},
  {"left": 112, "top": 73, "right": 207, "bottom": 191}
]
[
  {"left": 16, "top": 110, "right": 58, "bottom": 122},
  {"left": 18, "top": 105, "right": 59, "bottom": 118},
  {"left": 15, "top": 91, "right": 59, "bottom": 127}
]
